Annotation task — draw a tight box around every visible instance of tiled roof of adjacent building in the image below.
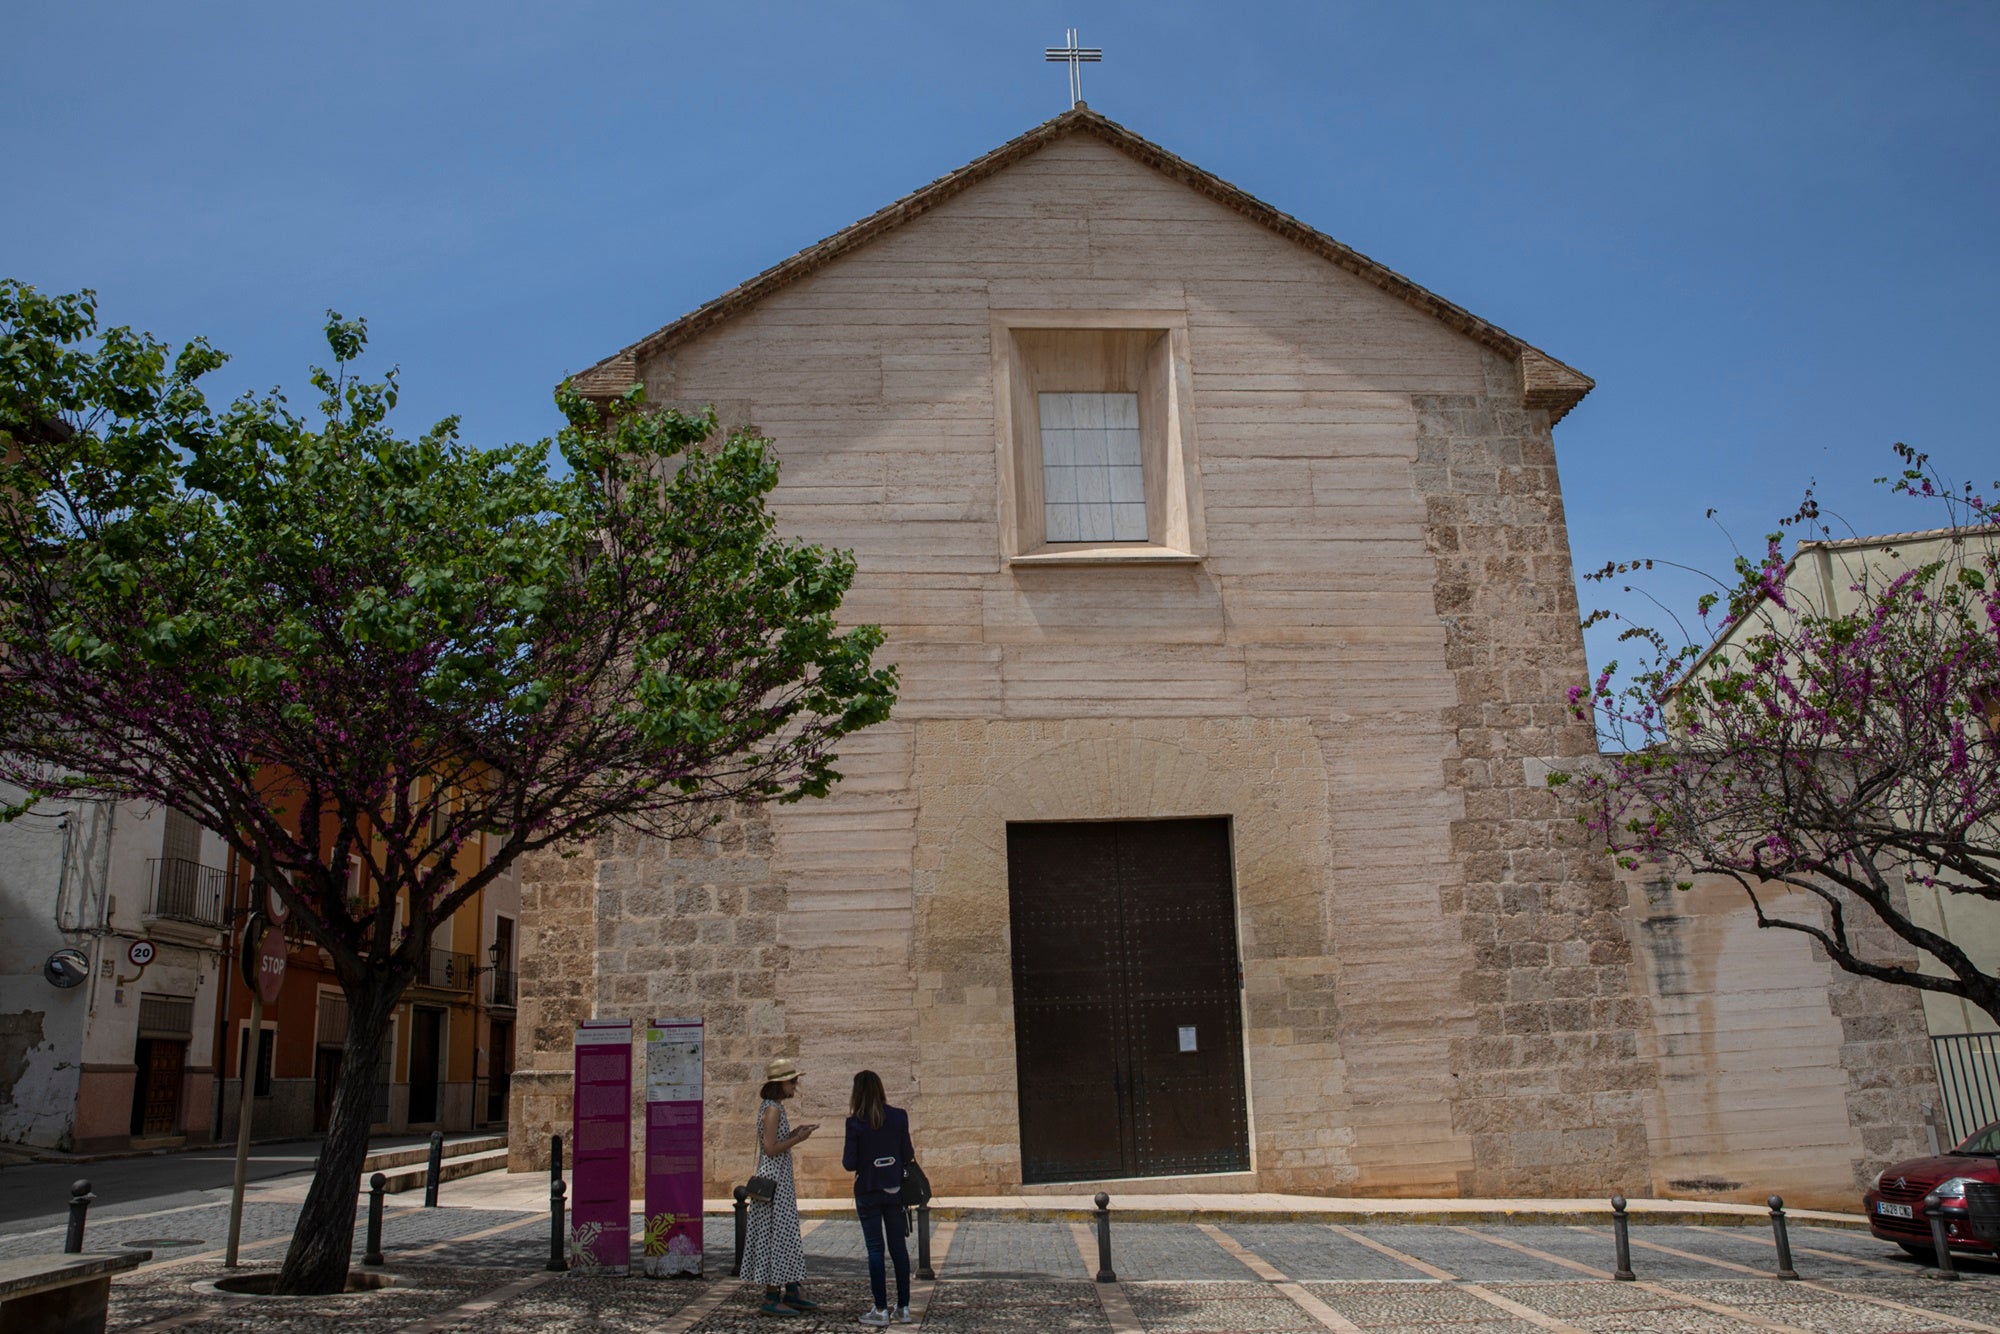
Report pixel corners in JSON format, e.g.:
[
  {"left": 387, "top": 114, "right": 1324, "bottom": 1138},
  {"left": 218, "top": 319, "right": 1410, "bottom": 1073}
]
[{"left": 569, "top": 104, "right": 1595, "bottom": 423}]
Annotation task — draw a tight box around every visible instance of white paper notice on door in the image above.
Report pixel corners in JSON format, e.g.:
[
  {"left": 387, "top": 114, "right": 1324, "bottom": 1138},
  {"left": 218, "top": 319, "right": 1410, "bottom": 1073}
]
[{"left": 1178, "top": 1025, "right": 1197, "bottom": 1053}]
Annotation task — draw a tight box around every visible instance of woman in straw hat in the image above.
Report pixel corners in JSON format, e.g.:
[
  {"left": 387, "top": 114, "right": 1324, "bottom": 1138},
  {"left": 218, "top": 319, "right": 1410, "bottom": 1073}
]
[{"left": 743, "top": 1057, "right": 818, "bottom": 1316}]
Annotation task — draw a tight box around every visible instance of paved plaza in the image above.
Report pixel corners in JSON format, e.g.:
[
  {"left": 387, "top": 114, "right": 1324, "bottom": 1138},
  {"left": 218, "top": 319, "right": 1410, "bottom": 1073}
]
[{"left": 6, "top": 1169, "right": 2000, "bottom": 1333}]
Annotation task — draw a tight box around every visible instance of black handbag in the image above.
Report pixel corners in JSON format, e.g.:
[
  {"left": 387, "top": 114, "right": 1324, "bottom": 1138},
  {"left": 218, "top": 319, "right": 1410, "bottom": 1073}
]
[
  {"left": 744, "top": 1174, "right": 777, "bottom": 1203},
  {"left": 901, "top": 1160, "right": 932, "bottom": 1208}
]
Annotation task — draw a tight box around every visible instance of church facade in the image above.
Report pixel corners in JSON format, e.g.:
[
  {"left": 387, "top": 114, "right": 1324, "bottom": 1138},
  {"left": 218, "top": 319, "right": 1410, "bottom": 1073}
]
[{"left": 511, "top": 108, "right": 1937, "bottom": 1207}]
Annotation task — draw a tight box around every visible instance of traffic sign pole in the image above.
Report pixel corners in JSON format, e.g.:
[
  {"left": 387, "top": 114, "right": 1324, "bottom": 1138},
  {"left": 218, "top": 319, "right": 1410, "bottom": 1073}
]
[
  {"left": 224, "top": 986, "right": 262, "bottom": 1265},
  {"left": 225, "top": 912, "right": 268, "bottom": 1268}
]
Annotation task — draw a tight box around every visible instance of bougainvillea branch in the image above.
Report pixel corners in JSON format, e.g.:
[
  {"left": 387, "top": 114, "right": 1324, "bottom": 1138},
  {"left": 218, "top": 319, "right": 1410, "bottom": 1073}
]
[
  {"left": 0, "top": 282, "right": 897, "bottom": 1292},
  {"left": 1551, "top": 443, "right": 2000, "bottom": 1025}
]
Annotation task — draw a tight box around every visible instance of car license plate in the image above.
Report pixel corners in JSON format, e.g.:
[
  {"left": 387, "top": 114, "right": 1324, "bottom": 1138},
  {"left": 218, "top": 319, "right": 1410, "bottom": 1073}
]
[{"left": 1877, "top": 1202, "right": 1914, "bottom": 1219}]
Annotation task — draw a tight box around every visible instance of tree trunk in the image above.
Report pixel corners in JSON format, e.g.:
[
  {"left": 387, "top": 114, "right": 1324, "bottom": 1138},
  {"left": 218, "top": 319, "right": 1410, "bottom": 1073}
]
[{"left": 273, "top": 971, "right": 401, "bottom": 1294}]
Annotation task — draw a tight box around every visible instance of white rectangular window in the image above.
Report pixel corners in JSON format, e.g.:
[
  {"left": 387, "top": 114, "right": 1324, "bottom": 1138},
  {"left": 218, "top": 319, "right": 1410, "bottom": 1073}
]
[{"left": 1039, "top": 392, "right": 1146, "bottom": 543}]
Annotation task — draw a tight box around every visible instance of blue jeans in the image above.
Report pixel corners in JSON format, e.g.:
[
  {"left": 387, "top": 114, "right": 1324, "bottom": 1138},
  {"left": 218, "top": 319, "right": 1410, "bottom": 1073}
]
[{"left": 855, "top": 1188, "right": 910, "bottom": 1310}]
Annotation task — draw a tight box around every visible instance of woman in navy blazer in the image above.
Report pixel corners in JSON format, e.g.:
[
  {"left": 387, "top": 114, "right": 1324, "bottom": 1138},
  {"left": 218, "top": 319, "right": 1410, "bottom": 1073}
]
[{"left": 843, "top": 1069, "right": 916, "bottom": 1326}]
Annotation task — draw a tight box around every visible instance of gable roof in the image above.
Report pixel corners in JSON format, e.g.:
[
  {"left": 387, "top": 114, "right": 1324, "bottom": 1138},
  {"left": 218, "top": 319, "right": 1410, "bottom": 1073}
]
[{"left": 571, "top": 105, "right": 1594, "bottom": 422}]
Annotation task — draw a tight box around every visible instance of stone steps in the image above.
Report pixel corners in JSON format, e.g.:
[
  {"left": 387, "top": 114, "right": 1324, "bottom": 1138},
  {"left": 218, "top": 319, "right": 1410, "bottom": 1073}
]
[
  {"left": 360, "top": 1134, "right": 507, "bottom": 1175},
  {"left": 373, "top": 1146, "right": 511, "bottom": 1196}
]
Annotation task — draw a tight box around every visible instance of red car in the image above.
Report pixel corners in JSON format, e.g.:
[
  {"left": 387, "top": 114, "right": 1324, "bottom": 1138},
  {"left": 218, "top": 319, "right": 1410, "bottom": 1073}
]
[{"left": 1864, "top": 1121, "right": 2000, "bottom": 1255}]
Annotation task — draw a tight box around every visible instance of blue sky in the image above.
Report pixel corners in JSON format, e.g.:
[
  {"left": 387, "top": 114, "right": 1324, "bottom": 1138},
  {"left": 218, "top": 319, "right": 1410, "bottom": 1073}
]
[{"left": 5, "top": 2, "right": 1996, "bottom": 675}]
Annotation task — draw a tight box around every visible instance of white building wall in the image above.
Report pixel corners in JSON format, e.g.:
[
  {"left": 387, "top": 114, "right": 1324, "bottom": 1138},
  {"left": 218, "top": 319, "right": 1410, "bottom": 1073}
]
[
  {"left": 0, "top": 788, "right": 100, "bottom": 1148},
  {"left": 1, "top": 790, "right": 230, "bottom": 1150}
]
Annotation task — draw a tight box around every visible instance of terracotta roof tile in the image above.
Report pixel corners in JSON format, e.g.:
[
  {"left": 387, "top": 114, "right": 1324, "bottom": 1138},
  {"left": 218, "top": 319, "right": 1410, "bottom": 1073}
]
[{"left": 569, "top": 105, "right": 1594, "bottom": 422}]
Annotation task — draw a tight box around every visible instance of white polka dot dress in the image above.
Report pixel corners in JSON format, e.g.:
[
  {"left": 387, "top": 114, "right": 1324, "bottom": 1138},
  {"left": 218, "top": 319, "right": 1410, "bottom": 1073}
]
[{"left": 741, "top": 1098, "right": 808, "bottom": 1288}]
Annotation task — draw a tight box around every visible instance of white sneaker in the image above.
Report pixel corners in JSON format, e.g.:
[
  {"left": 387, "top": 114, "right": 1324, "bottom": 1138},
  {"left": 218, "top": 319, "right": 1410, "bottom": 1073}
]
[
  {"left": 858, "top": 1310, "right": 891, "bottom": 1328},
  {"left": 895, "top": 1306, "right": 915, "bottom": 1324}
]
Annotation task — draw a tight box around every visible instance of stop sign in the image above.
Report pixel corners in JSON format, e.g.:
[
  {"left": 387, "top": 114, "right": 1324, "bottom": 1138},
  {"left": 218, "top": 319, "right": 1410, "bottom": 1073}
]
[
  {"left": 240, "top": 912, "right": 288, "bottom": 1005},
  {"left": 255, "top": 922, "right": 287, "bottom": 1005}
]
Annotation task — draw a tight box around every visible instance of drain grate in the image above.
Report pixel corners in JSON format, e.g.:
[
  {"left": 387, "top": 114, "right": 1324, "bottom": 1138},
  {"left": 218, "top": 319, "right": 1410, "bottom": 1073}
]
[{"left": 124, "top": 1238, "right": 203, "bottom": 1248}]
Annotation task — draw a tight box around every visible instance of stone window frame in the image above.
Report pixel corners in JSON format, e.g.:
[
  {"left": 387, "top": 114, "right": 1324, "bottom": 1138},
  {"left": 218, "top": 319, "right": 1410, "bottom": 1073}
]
[{"left": 992, "top": 310, "right": 1207, "bottom": 565}]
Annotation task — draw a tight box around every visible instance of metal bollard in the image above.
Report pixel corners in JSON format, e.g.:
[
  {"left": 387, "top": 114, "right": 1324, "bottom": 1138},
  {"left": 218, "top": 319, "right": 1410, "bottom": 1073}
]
[
  {"left": 64, "top": 1179, "right": 94, "bottom": 1254},
  {"left": 547, "top": 1134, "right": 568, "bottom": 1273},
  {"left": 1925, "top": 1194, "right": 1960, "bottom": 1281},
  {"left": 363, "top": 1173, "right": 387, "bottom": 1266},
  {"left": 1767, "top": 1195, "right": 1798, "bottom": 1280},
  {"left": 1610, "top": 1195, "right": 1635, "bottom": 1281},
  {"left": 731, "top": 1186, "right": 748, "bottom": 1278},
  {"left": 424, "top": 1129, "right": 445, "bottom": 1207},
  {"left": 916, "top": 1200, "right": 934, "bottom": 1281},
  {"left": 1093, "top": 1191, "right": 1116, "bottom": 1283}
]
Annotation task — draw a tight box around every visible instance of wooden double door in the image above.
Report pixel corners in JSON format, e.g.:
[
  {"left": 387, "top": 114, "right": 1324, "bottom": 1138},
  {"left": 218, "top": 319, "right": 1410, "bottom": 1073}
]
[{"left": 1006, "top": 818, "right": 1251, "bottom": 1184}]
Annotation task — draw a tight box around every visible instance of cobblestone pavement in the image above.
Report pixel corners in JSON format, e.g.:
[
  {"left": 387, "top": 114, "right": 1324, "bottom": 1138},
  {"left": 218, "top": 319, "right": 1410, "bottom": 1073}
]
[
  {"left": 940, "top": 1221, "right": 1085, "bottom": 1278},
  {"left": 56, "top": 1203, "right": 2000, "bottom": 1332}
]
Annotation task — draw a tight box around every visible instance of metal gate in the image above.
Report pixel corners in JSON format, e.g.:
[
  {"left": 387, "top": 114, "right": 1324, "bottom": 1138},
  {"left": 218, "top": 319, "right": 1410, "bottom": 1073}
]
[
  {"left": 1933, "top": 1032, "right": 2000, "bottom": 1145},
  {"left": 1007, "top": 818, "right": 1250, "bottom": 1184}
]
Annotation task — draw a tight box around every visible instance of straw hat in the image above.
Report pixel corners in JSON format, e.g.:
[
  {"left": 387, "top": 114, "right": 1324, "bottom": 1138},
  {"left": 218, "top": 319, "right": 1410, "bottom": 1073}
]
[{"left": 764, "top": 1057, "right": 800, "bottom": 1083}]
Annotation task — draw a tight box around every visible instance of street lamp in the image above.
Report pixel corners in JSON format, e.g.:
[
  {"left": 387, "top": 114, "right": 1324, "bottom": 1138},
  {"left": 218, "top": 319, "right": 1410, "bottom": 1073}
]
[{"left": 469, "top": 939, "right": 509, "bottom": 1001}]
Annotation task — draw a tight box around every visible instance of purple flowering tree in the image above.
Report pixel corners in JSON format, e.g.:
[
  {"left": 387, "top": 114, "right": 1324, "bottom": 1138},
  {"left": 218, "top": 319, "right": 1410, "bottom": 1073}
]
[
  {"left": 0, "top": 284, "right": 896, "bottom": 1293},
  {"left": 1553, "top": 445, "right": 2000, "bottom": 1025}
]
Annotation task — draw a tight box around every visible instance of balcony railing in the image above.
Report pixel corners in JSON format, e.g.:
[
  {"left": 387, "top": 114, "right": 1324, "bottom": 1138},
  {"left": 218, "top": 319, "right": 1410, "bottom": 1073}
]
[
  {"left": 486, "top": 967, "right": 516, "bottom": 1008},
  {"left": 146, "top": 857, "right": 228, "bottom": 928},
  {"left": 422, "top": 948, "right": 475, "bottom": 991}
]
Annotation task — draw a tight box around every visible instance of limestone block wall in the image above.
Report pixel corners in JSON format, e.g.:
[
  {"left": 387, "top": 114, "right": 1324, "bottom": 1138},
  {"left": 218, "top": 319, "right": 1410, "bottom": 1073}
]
[
  {"left": 638, "top": 808, "right": 787, "bottom": 1188},
  {"left": 508, "top": 131, "right": 1667, "bottom": 1196},
  {"left": 512, "top": 127, "right": 1928, "bottom": 1203},
  {"left": 1620, "top": 866, "right": 1938, "bottom": 1211},
  {"left": 506, "top": 843, "right": 598, "bottom": 1173},
  {"left": 1413, "top": 372, "right": 1660, "bottom": 1195},
  {"left": 908, "top": 717, "right": 1366, "bottom": 1194}
]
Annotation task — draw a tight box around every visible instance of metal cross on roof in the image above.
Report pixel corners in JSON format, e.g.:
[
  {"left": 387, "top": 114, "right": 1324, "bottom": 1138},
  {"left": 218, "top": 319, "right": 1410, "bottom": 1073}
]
[{"left": 1044, "top": 28, "right": 1102, "bottom": 108}]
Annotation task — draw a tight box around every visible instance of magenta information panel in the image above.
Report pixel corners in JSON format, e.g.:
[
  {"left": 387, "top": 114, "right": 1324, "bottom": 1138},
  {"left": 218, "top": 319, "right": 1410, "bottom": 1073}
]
[
  {"left": 570, "top": 1018, "right": 633, "bottom": 1274},
  {"left": 643, "top": 1017, "right": 705, "bottom": 1277}
]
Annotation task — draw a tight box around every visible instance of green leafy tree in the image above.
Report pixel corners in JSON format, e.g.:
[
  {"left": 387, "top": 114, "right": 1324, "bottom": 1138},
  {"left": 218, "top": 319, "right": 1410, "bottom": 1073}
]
[
  {"left": 1555, "top": 450, "right": 2000, "bottom": 1024},
  {"left": 0, "top": 283, "right": 896, "bottom": 1293}
]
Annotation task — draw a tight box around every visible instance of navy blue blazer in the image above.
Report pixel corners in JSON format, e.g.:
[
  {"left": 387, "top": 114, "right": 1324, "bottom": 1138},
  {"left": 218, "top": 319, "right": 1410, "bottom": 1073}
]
[{"left": 842, "top": 1105, "right": 914, "bottom": 1195}]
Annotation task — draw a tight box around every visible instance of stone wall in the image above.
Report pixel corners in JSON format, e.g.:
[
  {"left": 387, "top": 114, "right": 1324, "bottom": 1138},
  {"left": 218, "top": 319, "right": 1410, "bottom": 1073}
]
[
  {"left": 1414, "top": 363, "right": 1661, "bottom": 1196},
  {"left": 1827, "top": 898, "right": 1944, "bottom": 1186},
  {"left": 1619, "top": 864, "right": 1938, "bottom": 1210},
  {"left": 907, "top": 717, "right": 1353, "bottom": 1194},
  {"left": 511, "top": 806, "right": 792, "bottom": 1187},
  {"left": 514, "top": 128, "right": 1941, "bottom": 1204},
  {"left": 506, "top": 843, "right": 597, "bottom": 1173}
]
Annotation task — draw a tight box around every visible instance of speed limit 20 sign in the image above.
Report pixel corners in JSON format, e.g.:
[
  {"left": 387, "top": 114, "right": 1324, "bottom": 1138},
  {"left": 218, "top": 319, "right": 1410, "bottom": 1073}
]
[{"left": 127, "top": 940, "right": 156, "bottom": 968}]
